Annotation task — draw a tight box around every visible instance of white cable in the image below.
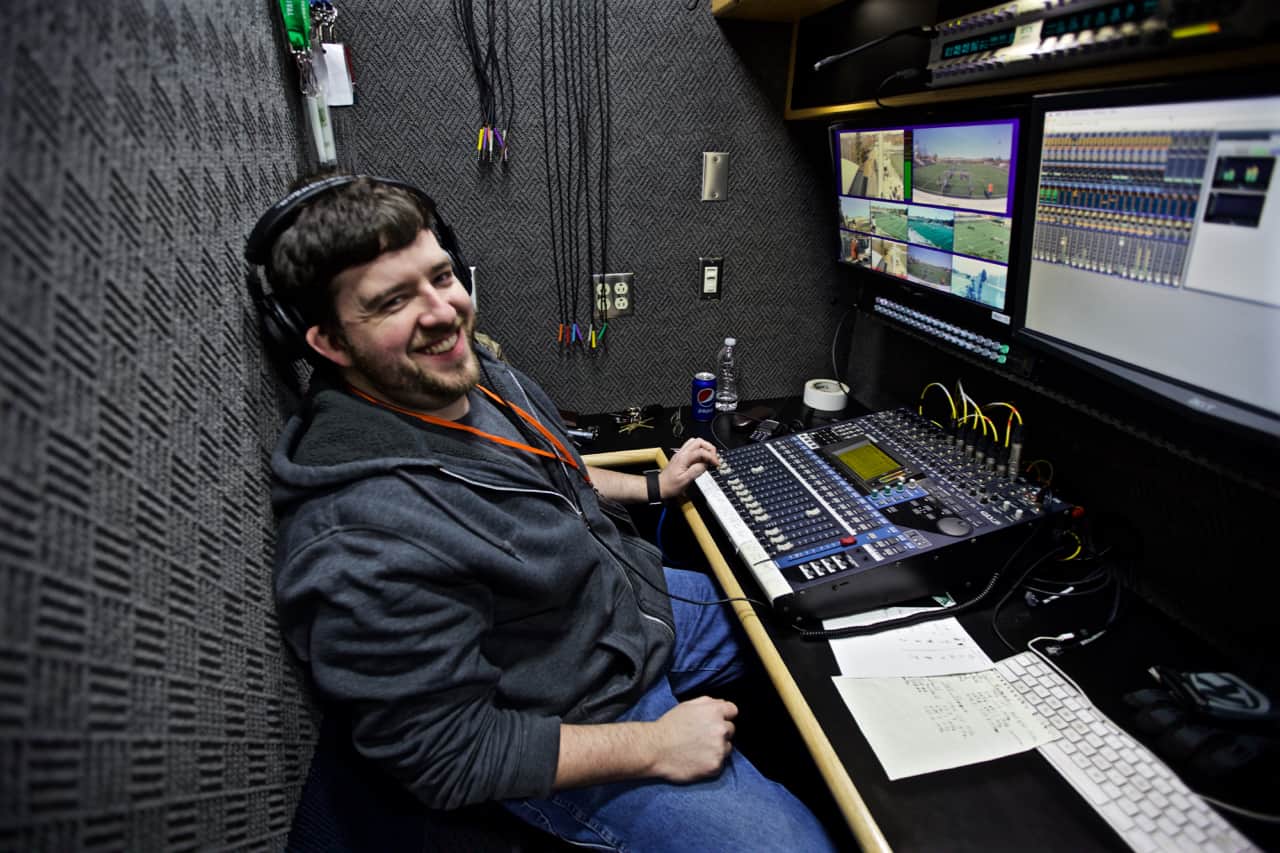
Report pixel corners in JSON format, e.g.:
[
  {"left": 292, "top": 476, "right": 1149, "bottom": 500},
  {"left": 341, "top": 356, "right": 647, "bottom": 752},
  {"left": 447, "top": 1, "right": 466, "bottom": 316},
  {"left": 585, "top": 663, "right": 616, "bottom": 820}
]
[
  {"left": 1029, "top": 640, "right": 1280, "bottom": 826},
  {"left": 1194, "top": 793, "right": 1280, "bottom": 823},
  {"left": 1027, "top": 635, "right": 1087, "bottom": 697}
]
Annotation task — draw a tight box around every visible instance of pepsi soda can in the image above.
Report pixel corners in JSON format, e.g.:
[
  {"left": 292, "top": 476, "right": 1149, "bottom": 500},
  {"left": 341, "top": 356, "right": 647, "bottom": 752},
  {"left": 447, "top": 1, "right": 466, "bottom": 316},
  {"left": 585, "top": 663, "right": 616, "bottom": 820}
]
[{"left": 691, "top": 372, "right": 716, "bottom": 422}]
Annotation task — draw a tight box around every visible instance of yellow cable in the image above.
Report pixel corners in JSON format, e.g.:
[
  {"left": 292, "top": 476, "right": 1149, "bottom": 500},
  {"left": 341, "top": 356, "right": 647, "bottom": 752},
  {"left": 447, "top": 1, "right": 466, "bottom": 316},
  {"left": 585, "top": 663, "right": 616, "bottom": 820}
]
[
  {"left": 1057, "top": 531, "right": 1082, "bottom": 561},
  {"left": 985, "top": 402, "right": 1022, "bottom": 447},
  {"left": 1026, "top": 459, "right": 1055, "bottom": 485},
  {"left": 919, "top": 382, "right": 957, "bottom": 420}
]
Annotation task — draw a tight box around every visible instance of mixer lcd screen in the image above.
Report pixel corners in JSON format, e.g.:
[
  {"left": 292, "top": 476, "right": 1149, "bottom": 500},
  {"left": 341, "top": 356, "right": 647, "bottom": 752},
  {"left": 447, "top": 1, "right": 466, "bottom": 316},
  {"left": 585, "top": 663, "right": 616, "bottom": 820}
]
[
  {"left": 833, "top": 118, "right": 1020, "bottom": 313},
  {"left": 833, "top": 441, "right": 901, "bottom": 484}
]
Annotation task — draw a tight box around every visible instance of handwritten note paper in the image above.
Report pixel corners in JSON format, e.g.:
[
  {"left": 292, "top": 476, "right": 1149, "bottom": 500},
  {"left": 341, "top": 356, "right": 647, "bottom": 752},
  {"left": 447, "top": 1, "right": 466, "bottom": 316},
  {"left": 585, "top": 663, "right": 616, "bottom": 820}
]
[
  {"left": 832, "top": 669, "right": 1059, "bottom": 780},
  {"left": 823, "top": 608, "right": 993, "bottom": 678}
]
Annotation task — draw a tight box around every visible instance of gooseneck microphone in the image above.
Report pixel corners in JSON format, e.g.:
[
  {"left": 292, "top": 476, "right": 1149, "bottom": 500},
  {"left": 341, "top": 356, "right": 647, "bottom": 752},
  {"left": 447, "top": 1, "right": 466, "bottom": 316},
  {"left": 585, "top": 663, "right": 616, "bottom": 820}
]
[{"left": 812, "top": 25, "right": 935, "bottom": 73}]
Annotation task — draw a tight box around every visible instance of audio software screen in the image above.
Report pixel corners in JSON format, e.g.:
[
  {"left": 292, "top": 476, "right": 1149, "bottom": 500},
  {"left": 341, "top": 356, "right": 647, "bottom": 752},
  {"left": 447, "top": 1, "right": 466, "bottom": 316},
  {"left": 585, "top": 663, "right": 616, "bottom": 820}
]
[
  {"left": 832, "top": 118, "right": 1020, "bottom": 313},
  {"left": 1022, "top": 91, "right": 1280, "bottom": 429}
]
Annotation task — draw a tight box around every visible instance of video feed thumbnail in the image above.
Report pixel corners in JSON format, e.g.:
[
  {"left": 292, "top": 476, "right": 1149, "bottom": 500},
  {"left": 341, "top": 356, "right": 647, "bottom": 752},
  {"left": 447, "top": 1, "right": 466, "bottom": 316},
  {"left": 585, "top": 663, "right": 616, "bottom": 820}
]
[
  {"left": 840, "top": 231, "right": 871, "bottom": 263},
  {"left": 912, "top": 123, "right": 1015, "bottom": 213},
  {"left": 870, "top": 239, "right": 907, "bottom": 277},
  {"left": 840, "top": 130, "right": 905, "bottom": 201},
  {"left": 871, "top": 201, "right": 908, "bottom": 241},
  {"left": 907, "top": 245, "right": 953, "bottom": 290},
  {"left": 840, "top": 197, "right": 872, "bottom": 231},
  {"left": 907, "top": 205, "right": 955, "bottom": 253},
  {"left": 951, "top": 256, "right": 1006, "bottom": 309},
  {"left": 953, "top": 212, "right": 1011, "bottom": 263}
]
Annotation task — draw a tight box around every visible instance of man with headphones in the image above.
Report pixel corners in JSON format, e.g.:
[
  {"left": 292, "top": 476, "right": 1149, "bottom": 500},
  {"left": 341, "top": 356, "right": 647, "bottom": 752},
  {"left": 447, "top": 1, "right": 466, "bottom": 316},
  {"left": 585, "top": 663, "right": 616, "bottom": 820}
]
[{"left": 250, "top": 175, "right": 836, "bottom": 851}]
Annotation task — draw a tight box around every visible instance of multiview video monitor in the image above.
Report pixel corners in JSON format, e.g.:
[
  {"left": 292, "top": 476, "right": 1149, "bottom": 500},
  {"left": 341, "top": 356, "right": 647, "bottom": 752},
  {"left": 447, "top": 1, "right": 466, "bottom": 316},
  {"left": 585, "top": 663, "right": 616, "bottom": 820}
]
[
  {"left": 831, "top": 116, "right": 1021, "bottom": 319},
  {"left": 1015, "top": 82, "right": 1280, "bottom": 439}
]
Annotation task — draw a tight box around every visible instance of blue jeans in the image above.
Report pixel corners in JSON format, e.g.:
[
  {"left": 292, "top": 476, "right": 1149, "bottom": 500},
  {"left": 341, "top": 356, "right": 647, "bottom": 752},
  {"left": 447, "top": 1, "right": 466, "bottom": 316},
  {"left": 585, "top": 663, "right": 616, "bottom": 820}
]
[{"left": 503, "top": 569, "right": 837, "bottom": 852}]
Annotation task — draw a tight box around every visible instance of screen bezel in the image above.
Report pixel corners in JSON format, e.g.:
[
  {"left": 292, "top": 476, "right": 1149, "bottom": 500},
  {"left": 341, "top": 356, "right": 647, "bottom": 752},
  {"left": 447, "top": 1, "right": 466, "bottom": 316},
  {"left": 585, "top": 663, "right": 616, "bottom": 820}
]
[
  {"left": 829, "top": 105, "right": 1028, "bottom": 339},
  {"left": 1011, "top": 79, "right": 1280, "bottom": 442}
]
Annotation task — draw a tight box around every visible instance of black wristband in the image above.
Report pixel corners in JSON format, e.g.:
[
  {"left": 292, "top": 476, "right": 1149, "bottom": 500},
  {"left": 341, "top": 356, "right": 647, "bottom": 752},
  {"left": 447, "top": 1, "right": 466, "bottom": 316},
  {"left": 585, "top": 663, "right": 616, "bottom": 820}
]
[{"left": 644, "top": 469, "right": 663, "bottom": 505}]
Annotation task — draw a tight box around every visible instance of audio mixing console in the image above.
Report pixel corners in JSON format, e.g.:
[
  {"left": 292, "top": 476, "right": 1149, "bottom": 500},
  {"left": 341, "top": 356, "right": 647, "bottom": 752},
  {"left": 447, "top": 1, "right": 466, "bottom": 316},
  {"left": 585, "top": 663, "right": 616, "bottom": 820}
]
[{"left": 694, "top": 408, "right": 1071, "bottom": 621}]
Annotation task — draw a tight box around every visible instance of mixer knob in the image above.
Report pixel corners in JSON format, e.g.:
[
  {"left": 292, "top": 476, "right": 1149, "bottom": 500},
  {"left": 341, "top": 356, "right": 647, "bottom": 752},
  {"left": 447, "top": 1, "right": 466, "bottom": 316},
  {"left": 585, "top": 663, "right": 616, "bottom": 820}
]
[
  {"left": 750, "top": 465, "right": 765, "bottom": 474},
  {"left": 1014, "top": 508, "right": 1024, "bottom": 519}
]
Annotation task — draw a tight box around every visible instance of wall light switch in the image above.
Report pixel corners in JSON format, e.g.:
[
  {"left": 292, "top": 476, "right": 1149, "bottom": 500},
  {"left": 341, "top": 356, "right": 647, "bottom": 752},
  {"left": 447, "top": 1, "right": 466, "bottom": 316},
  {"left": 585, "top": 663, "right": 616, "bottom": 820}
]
[
  {"left": 701, "top": 152, "right": 728, "bottom": 201},
  {"left": 700, "top": 257, "right": 723, "bottom": 299}
]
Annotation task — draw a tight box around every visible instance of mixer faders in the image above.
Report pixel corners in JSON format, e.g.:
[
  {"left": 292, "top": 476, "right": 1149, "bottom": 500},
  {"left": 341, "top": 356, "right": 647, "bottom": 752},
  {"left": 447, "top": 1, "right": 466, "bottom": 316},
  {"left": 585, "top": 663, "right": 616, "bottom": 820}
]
[{"left": 694, "top": 408, "right": 1068, "bottom": 620}]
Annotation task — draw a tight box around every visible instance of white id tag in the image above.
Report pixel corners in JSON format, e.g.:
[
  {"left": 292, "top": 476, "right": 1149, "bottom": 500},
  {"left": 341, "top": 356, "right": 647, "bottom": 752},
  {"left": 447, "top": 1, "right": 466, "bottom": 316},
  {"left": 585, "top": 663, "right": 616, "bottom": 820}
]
[{"left": 320, "top": 43, "right": 354, "bottom": 107}]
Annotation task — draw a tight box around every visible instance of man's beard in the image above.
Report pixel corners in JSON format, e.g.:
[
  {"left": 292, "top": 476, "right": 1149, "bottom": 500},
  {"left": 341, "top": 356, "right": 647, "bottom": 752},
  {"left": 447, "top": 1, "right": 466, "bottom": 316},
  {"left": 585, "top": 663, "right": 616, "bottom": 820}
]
[{"left": 344, "top": 314, "right": 481, "bottom": 412}]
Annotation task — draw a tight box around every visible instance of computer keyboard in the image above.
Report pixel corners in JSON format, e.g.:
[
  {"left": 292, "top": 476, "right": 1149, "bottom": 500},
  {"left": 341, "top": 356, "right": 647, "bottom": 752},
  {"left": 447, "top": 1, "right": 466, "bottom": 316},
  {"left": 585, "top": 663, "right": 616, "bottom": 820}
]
[{"left": 994, "top": 651, "right": 1258, "bottom": 853}]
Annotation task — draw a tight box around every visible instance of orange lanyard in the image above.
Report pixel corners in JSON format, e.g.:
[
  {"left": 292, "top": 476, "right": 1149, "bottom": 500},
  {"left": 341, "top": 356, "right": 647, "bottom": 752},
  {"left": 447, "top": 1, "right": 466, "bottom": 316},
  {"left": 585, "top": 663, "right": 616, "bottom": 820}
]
[{"left": 347, "top": 384, "right": 588, "bottom": 481}]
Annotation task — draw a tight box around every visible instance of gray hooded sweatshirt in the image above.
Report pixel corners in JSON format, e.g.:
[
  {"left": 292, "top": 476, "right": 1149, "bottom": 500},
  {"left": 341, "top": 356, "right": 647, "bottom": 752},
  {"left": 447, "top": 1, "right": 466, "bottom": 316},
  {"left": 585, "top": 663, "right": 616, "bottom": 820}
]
[{"left": 270, "top": 352, "right": 676, "bottom": 810}]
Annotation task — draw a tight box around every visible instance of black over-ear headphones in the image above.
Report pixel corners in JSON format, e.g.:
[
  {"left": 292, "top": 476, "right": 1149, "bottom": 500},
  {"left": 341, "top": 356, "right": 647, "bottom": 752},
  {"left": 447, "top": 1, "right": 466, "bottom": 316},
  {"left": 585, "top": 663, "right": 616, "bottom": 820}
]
[{"left": 244, "top": 174, "right": 472, "bottom": 361}]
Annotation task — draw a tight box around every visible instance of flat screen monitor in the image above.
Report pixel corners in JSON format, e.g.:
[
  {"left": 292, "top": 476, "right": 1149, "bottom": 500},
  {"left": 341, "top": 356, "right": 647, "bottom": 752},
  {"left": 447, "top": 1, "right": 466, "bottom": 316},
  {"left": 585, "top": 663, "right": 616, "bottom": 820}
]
[
  {"left": 1015, "top": 83, "right": 1280, "bottom": 439},
  {"left": 831, "top": 116, "right": 1022, "bottom": 321}
]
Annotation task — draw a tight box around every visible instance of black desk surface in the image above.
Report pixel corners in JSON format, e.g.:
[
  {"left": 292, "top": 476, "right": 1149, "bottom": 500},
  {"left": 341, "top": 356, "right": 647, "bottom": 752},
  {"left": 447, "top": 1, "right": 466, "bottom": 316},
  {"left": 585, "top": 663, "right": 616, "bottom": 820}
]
[{"left": 577, "top": 398, "right": 1278, "bottom": 851}]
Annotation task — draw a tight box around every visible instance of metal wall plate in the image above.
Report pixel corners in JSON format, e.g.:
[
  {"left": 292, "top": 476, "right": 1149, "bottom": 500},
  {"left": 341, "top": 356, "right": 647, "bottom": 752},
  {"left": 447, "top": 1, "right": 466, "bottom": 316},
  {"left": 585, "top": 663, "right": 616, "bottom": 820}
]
[
  {"left": 593, "top": 272, "right": 635, "bottom": 319},
  {"left": 701, "top": 152, "right": 729, "bottom": 201}
]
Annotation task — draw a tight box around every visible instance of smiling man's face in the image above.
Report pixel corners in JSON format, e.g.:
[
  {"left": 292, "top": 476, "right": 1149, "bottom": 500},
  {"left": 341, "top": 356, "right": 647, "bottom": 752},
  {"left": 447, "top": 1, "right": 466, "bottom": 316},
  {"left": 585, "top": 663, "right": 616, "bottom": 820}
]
[{"left": 306, "top": 228, "right": 479, "bottom": 418}]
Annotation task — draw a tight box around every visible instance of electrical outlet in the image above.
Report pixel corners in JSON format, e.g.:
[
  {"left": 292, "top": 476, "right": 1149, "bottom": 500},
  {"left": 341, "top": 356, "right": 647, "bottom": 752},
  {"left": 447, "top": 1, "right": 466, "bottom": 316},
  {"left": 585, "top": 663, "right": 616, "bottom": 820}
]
[{"left": 591, "top": 273, "right": 635, "bottom": 319}]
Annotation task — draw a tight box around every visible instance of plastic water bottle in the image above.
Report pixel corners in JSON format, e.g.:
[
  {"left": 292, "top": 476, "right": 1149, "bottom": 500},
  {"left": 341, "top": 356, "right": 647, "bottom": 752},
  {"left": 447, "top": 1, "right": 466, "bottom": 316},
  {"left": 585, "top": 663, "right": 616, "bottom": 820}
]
[{"left": 714, "top": 337, "right": 739, "bottom": 412}]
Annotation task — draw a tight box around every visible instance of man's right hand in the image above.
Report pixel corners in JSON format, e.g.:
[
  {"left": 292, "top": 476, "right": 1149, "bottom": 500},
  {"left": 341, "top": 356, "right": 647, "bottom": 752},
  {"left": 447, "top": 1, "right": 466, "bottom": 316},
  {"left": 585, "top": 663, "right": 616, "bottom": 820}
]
[
  {"left": 554, "top": 695, "right": 739, "bottom": 791},
  {"left": 649, "top": 695, "right": 738, "bottom": 782}
]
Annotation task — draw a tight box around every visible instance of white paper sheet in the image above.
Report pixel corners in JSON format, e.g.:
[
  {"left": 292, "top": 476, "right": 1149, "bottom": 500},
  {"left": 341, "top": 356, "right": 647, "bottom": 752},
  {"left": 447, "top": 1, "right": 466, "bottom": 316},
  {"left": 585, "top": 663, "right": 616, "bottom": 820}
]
[
  {"left": 823, "top": 607, "right": 993, "bottom": 678},
  {"left": 832, "top": 670, "right": 1059, "bottom": 780}
]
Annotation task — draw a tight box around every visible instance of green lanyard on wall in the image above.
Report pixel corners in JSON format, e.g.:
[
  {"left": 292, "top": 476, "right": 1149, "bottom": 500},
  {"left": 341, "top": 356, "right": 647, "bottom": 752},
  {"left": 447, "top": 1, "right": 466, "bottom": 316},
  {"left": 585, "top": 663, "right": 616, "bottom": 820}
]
[
  {"left": 275, "top": 0, "right": 336, "bottom": 164},
  {"left": 277, "top": 0, "right": 311, "bottom": 55}
]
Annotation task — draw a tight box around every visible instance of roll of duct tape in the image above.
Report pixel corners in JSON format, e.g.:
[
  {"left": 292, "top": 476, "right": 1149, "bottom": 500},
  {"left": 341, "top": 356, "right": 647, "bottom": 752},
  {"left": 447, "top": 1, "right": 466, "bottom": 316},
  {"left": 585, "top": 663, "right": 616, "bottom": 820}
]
[{"left": 803, "top": 379, "right": 849, "bottom": 412}]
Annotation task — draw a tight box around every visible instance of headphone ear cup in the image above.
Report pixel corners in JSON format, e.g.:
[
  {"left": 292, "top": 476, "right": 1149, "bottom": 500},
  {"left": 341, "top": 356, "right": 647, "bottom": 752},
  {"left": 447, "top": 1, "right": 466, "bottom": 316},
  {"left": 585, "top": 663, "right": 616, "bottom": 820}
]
[
  {"left": 448, "top": 250, "right": 473, "bottom": 295},
  {"left": 261, "top": 295, "right": 312, "bottom": 360}
]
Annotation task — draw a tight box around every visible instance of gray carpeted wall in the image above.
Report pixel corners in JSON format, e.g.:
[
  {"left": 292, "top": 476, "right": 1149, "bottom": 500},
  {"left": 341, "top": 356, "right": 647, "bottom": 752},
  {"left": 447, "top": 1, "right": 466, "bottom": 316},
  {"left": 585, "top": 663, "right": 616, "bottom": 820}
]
[
  {"left": 329, "top": 3, "right": 842, "bottom": 414},
  {"left": 0, "top": 2, "right": 843, "bottom": 849},
  {"left": 0, "top": 1, "right": 315, "bottom": 849}
]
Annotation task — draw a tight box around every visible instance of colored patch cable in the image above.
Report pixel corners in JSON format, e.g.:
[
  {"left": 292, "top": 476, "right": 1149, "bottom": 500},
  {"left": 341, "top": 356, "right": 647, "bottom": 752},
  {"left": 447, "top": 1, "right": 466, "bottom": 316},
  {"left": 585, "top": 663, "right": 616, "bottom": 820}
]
[{"left": 475, "top": 126, "right": 509, "bottom": 162}]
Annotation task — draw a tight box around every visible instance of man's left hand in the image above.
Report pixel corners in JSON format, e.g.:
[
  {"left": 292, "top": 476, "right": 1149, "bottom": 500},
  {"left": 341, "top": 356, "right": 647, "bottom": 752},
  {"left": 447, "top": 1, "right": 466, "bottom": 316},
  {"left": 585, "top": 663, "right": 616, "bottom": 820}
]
[{"left": 659, "top": 439, "right": 720, "bottom": 499}]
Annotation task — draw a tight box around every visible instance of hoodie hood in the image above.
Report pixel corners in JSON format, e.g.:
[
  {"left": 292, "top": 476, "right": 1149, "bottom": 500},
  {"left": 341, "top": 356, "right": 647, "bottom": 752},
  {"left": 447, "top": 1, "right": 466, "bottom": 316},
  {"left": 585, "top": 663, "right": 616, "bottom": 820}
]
[{"left": 271, "top": 350, "right": 564, "bottom": 515}]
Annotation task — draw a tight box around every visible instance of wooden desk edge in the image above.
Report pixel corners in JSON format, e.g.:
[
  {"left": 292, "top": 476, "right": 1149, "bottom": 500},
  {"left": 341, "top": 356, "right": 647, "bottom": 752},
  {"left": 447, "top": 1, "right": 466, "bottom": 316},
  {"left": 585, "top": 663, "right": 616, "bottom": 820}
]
[{"left": 583, "top": 448, "right": 892, "bottom": 853}]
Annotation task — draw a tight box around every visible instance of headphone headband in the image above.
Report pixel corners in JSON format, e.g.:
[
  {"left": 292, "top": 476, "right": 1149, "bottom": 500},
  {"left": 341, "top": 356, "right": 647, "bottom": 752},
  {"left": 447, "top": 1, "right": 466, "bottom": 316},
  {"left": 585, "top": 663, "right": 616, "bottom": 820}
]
[{"left": 244, "top": 174, "right": 442, "bottom": 266}]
